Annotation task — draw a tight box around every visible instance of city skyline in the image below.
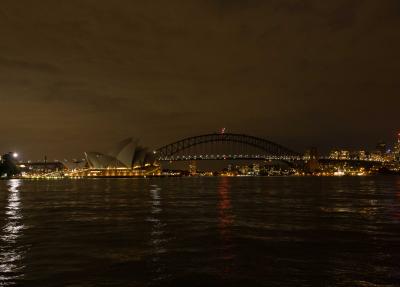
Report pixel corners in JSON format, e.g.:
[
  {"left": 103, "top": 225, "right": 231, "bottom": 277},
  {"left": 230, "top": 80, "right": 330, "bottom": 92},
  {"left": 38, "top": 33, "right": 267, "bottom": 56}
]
[
  {"left": 1, "top": 1, "right": 400, "bottom": 159},
  {"left": 6, "top": 131, "right": 400, "bottom": 166},
  {"left": 1, "top": 3, "right": 400, "bottom": 285}
]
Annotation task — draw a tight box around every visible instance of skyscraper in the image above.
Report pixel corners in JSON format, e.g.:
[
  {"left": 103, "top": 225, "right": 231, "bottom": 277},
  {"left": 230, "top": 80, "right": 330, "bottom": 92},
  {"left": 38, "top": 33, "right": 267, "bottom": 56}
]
[
  {"left": 394, "top": 133, "right": 400, "bottom": 161},
  {"left": 375, "top": 141, "right": 387, "bottom": 155}
]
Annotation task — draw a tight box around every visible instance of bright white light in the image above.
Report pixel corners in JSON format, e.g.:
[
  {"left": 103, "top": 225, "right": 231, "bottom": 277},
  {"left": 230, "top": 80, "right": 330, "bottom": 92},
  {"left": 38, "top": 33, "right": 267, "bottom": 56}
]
[{"left": 12, "top": 152, "right": 18, "bottom": 158}]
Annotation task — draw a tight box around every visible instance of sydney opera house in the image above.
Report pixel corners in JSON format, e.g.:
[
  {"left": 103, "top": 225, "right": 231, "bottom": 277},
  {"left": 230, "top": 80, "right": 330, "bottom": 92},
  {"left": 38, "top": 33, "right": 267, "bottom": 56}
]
[{"left": 70, "top": 138, "right": 159, "bottom": 177}]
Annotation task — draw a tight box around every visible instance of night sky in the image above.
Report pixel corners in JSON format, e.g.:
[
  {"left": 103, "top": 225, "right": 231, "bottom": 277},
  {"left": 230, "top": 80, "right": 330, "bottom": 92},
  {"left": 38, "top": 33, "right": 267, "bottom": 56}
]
[{"left": 1, "top": 0, "right": 399, "bottom": 161}]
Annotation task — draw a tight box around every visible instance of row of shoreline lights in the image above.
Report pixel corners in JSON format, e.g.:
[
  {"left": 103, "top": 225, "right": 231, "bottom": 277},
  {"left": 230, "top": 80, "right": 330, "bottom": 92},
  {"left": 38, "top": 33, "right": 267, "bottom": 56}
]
[{"left": 161, "top": 155, "right": 301, "bottom": 160}]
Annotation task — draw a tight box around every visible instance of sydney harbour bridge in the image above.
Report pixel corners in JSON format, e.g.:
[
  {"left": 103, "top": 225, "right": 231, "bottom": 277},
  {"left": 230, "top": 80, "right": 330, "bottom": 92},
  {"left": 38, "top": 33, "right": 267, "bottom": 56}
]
[{"left": 154, "top": 133, "right": 302, "bottom": 162}]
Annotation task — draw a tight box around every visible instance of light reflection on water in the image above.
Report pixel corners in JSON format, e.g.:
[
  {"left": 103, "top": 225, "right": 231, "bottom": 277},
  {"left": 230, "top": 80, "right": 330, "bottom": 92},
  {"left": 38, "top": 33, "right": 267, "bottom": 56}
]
[
  {"left": 392, "top": 177, "right": 400, "bottom": 221},
  {"left": 0, "top": 177, "right": 400, "bottom": 286},
  {"left": 0, "top": 179, "right": 25, "bottom": 285},
  {"left": 147, "top": 184, "right": 169, "bottom": 283},
  {"left": 217, "top": 177, "right": 235, "bottom": 276}
]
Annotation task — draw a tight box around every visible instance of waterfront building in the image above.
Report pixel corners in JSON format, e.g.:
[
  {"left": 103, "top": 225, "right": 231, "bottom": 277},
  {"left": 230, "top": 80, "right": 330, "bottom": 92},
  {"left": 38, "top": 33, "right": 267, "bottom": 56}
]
[
  {"left": 394, "top": 133, "right": 400, "bottom": 161},
  {"left": 350, "top": 150, "right": 368, "bottom": 161},
  {"left": 369, "top": 152, "right": 385, "bottom": 162},
  {"left": 375, "top": 141, "right": 387, "bottom": 155},
  {"left": 252, "top": 164, "right": 260, "bottom": 175},
  {"left": 239, "top": 165, "right": 249, "bottom": 175},
  {"left": 71, "top": 138, "right": 159, "bottom": 177},
  {"left": 188, "top": 160, "right": 197, "bottom": 175},
  {"left": 18, "top": 161, "right": 66, "bottom": 177},
  {"left": 329, "top": 149, "right": 350, "bottom": 160},
  {"left": 329, "top": 149, "right": 340, "bottom": 160},
  {"left": 85, "top": 138, "right": 155, "bottom": 169},
  {"left": 357, "top": 150, "right": 367, "bottom": 160},
  {"left": 339, "top": 150, "right": 350, "bottom": 160}
]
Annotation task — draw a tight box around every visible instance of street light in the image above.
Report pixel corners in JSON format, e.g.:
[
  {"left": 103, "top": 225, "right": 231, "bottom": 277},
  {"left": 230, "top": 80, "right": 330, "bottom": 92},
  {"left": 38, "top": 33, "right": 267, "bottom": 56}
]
[{"left": 12, "top": 152, "right": 18, "bottom": 158}]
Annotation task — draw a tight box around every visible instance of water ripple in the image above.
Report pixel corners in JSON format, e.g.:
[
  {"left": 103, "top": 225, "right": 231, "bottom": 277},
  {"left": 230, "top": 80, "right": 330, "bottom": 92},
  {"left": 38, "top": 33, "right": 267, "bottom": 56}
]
[{"left": 0, "top": 179, "right": 25, "bottom": 285}]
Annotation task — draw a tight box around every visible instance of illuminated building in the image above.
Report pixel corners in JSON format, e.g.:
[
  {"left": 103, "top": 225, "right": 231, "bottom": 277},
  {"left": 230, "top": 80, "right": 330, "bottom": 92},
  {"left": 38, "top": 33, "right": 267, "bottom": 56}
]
[
  {"left": 394, "top": 133, "right": 400, "bottom": 161},
  {"left": 329, "top": 149, "right": 340, "bottom": 160},
  {"left": 329, "top": 150, "right": 350, "bottom": 160},
  {"left": 252, "top": 164, "right": 260, "bottom": 175},
  {"left": 329, "top": 149, "right": 350, "bottom": 160},
  {"left": 305, "top": 147, "right": 319, "bottom": 173},
  {"left": 339, "top": 150, "right": 350, "bottom": 160},
  {"left": 70, "top": 138, "right": 159, "bottom": 177},
  {"left": 239, "top": 165, "right": 249, "bottom": 175},
  {"left": 85, "top": 138, "right": 155, "bottom": 169},
  {"left": 357, "top": 150, "right": 367, "bottom": 160},
  {"left": 369, "top": 152, "right": 384, "bottom": 162},
  {"left": 375, "top": 141, "right": 387, "bottom": 155},
  {"left": 18, "top": 161, "right": 66, "bottom": 174},
  {"left": 189, "top": 160, "right": 197, "bottom": 175}
]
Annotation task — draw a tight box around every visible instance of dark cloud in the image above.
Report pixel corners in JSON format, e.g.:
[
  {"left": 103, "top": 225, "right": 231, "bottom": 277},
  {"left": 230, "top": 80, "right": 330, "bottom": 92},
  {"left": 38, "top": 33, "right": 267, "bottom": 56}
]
[
  {"left": 0, "top": 0, "right": 399, "bottom": 159},
  {"left": 0, "top": 57, "right": 60, "bottom": 74}
]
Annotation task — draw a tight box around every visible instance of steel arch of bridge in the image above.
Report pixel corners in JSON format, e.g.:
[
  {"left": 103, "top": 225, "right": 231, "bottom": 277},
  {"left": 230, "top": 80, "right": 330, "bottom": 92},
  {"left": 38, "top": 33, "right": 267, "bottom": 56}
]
[{"left": 155, "top": 133, "right": 301, "bottom": 161}]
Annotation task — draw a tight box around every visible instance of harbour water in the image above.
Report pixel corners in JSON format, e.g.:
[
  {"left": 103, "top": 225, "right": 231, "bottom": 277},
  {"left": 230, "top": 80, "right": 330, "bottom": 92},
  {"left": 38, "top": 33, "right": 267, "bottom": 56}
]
[{"left": 1, "top": 177, "right": 400, "bottom": 286}]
